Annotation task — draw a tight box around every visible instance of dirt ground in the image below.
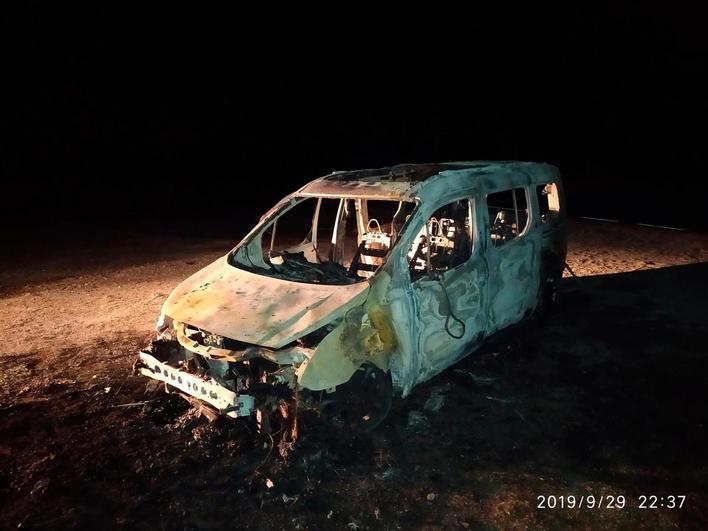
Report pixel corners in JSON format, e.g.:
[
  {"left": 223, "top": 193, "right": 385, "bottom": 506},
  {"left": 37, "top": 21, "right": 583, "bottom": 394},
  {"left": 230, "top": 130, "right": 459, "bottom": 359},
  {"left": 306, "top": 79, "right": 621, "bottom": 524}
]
[{"left": 1, "top": 220, "right": 707, "bottom": 530}]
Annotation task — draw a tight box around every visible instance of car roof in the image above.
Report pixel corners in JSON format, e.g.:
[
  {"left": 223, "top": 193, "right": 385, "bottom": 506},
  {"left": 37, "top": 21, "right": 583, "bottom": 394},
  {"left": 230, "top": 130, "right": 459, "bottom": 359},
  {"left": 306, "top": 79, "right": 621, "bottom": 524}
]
[{"left": 298, "top": 161, "right": 560, "bottom": 202}]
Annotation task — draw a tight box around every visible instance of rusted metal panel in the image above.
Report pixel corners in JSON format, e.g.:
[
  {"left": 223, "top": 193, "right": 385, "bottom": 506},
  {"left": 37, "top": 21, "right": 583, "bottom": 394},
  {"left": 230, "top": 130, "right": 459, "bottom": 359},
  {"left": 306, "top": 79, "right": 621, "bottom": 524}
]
[{"left": 161, "top": 258, "right": 369, "bottom": 348}]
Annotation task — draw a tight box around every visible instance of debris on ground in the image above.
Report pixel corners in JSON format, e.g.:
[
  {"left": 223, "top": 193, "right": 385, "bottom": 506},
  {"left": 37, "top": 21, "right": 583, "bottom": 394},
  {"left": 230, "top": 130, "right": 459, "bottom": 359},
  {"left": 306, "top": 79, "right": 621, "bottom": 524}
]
[
  {"left": 406, "top": 410, "right": 430, "bottom": 434},
  {"left": 423, "top": 386, "right": 447, "bottom": 412}
]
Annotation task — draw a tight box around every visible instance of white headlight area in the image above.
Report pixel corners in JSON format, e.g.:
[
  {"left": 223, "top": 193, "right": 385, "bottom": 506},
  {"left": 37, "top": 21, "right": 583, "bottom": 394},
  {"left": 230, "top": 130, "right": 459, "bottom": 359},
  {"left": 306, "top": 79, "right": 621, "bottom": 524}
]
[{"left": 155, "top": 313, "right": 174, "bottom": 337}]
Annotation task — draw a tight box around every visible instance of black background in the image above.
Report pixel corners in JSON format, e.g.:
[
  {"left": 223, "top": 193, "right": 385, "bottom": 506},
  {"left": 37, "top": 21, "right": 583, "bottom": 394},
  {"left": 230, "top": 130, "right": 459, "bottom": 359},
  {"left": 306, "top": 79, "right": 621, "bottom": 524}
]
[{"left": 3, "top": 5, "right": 707, "bottom": 235}]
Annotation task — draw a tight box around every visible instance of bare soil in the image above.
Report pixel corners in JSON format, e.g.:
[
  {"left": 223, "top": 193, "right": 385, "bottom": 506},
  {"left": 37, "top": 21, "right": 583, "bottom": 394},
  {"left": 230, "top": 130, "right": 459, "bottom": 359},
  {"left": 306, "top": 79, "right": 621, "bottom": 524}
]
[{"left": 1, "top": 220, "right": 707, "bottom": 530}]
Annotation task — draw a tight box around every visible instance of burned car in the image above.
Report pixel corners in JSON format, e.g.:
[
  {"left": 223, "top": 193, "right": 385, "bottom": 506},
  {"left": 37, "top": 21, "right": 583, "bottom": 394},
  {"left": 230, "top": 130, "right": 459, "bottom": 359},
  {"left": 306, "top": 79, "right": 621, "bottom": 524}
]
[{"left": 136, "top": 161, "right": 566, "bottom": 430}]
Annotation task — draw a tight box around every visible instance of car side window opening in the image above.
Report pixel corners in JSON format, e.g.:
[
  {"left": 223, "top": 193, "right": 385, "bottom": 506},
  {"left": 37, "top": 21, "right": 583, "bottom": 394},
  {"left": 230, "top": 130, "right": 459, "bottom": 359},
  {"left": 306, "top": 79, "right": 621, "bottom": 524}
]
[
  {"left": 487, "top": 187, "right": 529, "bottom": 247},
  {"left": 408, "top": 199, "right": 474, "bottom": 281},
  {"left": 536, "top": 183, "right": 561, "bottom": 223}
]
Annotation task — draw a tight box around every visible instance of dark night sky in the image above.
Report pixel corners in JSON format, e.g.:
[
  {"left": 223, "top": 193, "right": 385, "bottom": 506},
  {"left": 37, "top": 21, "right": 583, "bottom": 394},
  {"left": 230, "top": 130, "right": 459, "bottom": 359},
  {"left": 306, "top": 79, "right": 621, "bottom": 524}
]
[{"left": 3, "top": 5, "right": 707, "bottom": 233}]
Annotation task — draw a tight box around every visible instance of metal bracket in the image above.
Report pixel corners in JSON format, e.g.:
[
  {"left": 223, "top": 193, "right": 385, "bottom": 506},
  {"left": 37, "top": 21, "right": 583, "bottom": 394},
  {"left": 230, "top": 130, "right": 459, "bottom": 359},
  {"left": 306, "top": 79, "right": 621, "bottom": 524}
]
[{"left": 138, "top": 351, "right": 255, "bottom": 418}]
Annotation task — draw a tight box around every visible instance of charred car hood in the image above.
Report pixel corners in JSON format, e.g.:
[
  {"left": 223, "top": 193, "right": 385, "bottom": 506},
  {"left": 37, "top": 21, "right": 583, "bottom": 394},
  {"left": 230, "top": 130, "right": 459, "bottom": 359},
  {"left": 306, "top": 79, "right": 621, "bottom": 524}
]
[{"left": 161, "top": 256, "right": 370, "bottom": 349}]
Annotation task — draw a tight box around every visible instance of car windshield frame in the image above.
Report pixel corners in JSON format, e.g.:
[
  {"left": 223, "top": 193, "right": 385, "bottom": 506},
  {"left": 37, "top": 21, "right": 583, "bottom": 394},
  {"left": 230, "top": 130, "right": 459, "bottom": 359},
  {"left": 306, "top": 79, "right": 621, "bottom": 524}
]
[{"left": 228, "top": 194, "right": 418, "bottom": 285}]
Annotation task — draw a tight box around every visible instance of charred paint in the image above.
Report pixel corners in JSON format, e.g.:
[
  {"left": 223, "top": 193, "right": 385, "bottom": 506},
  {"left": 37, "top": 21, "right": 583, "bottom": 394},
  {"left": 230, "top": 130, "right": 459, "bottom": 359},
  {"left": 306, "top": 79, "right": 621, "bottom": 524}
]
[{"left": 143, "top": 161, "right": 566, "bottom": 418}]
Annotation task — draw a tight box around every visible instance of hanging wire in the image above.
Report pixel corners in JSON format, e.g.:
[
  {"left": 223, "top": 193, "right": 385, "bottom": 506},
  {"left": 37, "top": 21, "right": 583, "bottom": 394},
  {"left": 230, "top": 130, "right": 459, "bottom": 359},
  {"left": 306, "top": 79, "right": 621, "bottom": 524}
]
[{"left": 438, "top": 275, "right": 466, "bottom": 339}]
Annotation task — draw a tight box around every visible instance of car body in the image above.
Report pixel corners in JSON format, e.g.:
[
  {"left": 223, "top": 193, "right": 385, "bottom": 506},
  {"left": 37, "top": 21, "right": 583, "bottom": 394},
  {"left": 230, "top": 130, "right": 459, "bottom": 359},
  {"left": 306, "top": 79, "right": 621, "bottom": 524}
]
[{"left": 137, "top": 161, "right": 566, "bottom": 426}]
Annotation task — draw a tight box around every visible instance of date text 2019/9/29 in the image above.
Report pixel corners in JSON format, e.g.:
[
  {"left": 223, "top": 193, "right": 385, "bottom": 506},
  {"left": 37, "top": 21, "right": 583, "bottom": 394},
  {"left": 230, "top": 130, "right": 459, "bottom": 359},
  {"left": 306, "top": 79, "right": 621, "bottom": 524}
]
[{"left": 536, "top": 495, "right": 686, "bottom": 510}]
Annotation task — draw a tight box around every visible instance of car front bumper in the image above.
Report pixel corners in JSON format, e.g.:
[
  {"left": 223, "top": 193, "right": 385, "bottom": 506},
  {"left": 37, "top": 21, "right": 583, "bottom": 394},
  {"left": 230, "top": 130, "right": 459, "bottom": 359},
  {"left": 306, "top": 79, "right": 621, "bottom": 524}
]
[{"left": 137, "top": 351, "right": 255, "bottom": 418}]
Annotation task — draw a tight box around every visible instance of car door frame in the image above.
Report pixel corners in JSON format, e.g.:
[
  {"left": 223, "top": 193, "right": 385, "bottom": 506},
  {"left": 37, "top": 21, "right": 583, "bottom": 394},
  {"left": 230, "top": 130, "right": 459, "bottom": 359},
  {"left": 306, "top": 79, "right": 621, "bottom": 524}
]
[
  {"left": 482, "top": 185, "right": 537, "bottom": 332},
  {"left": 404, "top": 193, "right": 490, "bottom": 385}
]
